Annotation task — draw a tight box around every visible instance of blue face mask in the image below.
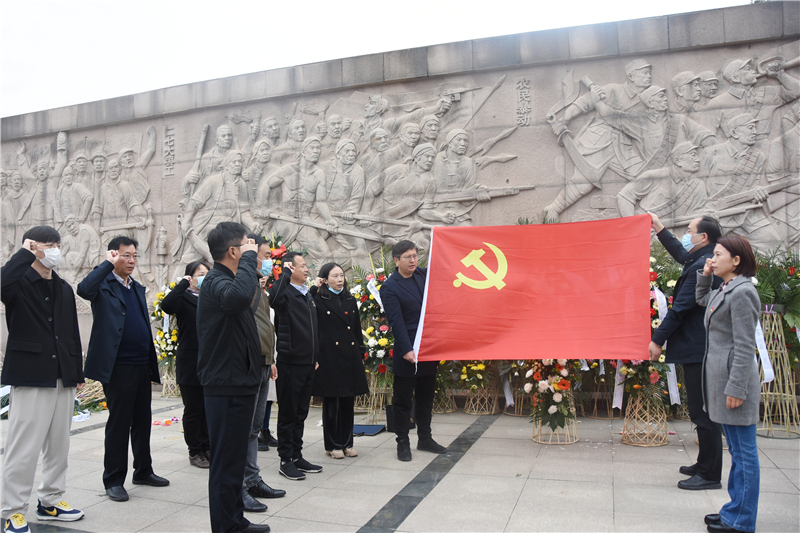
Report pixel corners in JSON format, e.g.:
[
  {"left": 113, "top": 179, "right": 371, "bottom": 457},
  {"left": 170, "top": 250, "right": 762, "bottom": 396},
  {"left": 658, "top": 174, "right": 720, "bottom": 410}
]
[
  {"left": 681, "top": 233, "right": 699, "bottom": 252},
  {"left": 196, "top": 275, "right": 205, "bottom": 288},
  {"left": 258, "top": 259, "right": 273, "bottom": 277},
  {"left": 329, "top": 286, "right": 343, "bottom": 294}
]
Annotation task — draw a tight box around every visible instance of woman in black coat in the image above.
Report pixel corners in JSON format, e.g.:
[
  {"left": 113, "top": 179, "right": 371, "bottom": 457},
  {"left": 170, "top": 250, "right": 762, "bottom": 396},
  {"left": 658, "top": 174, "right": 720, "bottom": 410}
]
[
  {"left": 160, "top": 260, "right": 210, "bottom": 468},
  {"left": 310, "top": 262, "right": 369, "bottom": 459}
]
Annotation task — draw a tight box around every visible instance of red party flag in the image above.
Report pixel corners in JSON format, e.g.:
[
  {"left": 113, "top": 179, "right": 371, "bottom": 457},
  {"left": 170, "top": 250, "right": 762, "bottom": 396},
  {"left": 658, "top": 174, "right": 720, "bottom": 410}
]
[{"left": 413, "top": 215, "right": 652, "bottom": 361}]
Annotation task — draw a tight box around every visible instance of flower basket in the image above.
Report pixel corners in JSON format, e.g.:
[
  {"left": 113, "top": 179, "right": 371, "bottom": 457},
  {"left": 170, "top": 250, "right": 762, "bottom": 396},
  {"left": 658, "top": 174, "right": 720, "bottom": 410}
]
[
  {"left": 758, "top": 310, "right": 800, "bottom": 439},
  {"left": 621, "top": 389, "right": 669, "bottom": 447},
  {"left": 674, "top": 364, "right": 691, "bottom": 421},
  {"left": 310, "top": 396, "right": 323, "bottom": 408},
  {"left": 463, "top": 383, "right": 500, "bottom": 415},
  {"left": 432, "top": 390, "right": 457, "bottom": 414},
  {"left": 583, "top": 376, "right": 623, "bottom": 420},
  {"left": 503, "top": 390, "right": 533, "bottom": 417},
  {"left": 160, "top": 365, "right": 180, "bottom": 398},
  {"left": 366, "top": 384, "right": 392, "bottom": 424},
  {"left": 76, "top": 379, "right": 105, "bottom": 407},
  {"left": 532, "top": 415, "right": 579, "bottom": 444}
]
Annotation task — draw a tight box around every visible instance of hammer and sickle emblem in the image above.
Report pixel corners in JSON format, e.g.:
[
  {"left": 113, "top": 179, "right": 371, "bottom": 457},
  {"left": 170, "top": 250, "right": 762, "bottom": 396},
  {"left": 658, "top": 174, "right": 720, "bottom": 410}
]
[{"left": 453, "top": 242, "right": 508, "bottom": 290}]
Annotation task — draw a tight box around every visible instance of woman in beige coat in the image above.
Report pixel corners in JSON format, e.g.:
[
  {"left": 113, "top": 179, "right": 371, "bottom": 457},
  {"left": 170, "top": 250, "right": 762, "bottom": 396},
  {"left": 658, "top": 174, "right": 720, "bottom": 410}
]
[{"left": 696, "top": 235, "right": 761, "bottom": 533}]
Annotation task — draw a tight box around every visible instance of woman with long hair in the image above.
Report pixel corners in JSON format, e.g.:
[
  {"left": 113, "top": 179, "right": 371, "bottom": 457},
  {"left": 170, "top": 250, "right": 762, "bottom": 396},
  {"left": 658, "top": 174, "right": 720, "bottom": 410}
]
[
  {"left": 696, "top": 235, "right": 761, "bottom": 533},
  {"left": 310, "top": 262, "right": 369, "bottom": 459},
  {"left": 160, "top": 260, "right": 211, "bottom": 468}
]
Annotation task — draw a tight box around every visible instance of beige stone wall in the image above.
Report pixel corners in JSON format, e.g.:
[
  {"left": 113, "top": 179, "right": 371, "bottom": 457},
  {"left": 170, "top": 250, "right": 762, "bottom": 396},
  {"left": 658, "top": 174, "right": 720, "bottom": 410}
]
[{"left": 1, "top": 2, "right": 798, "bottom": 315}]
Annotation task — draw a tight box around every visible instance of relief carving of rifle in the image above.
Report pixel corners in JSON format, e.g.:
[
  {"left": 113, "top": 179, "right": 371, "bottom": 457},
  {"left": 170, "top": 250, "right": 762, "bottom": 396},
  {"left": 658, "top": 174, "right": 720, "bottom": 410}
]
[{"left": 433, "top": 185, "right": 535, "bottom": 203}]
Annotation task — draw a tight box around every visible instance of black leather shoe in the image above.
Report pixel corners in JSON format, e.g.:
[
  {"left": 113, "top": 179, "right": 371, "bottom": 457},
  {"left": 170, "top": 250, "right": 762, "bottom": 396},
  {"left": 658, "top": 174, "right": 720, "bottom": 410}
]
[
  {"left": 417, "top": 438, "right": 447, "bottom": 454},
  {"left": 397, "top": 439, "right": 412, "bottom": 462},
  {"left": 704, "top": 514, "right": 721, "bottom": 525},
  {"left": 132, "top": 474, "right": 170, "bottom": 487},
  {"left": 679, "top": 463, "right": 700, "bottom": 476},
  {"left": 677, "top": 475, "right": 722, "bottom": 491},
  {"left": 707, "top": 522, "right": 743, "bottom": 532},
  {"left": 106, "top": 486, "right": 129, "bottom": 502},
  {"left": 249, "top": 480, "right": 286, "bottom": 499},
  {"left": 257, "top": 440, "right": 269, "bottom": 452},
  {"left": 243, "top": 523, "right": 271, "bottom": 533},
  {"left": 242, "top": 489, "right": 267, "bottom": 513}
]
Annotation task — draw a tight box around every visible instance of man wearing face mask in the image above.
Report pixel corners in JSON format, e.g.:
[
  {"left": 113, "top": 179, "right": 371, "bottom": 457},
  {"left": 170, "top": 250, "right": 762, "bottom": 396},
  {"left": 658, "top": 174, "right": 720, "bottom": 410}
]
[
  {"left": 1, "top": 226, "right": 86, "bottom": 533},
  {"left": 240, "top": 234, "right": 285, "bottom": 512},
  {"left": 648, "top": 212, "right": 724, "bottom": 492}
]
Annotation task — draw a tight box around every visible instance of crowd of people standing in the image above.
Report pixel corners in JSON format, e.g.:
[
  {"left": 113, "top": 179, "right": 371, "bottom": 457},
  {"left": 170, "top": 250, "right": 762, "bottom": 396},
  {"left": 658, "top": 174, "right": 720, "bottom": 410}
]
[{"left": 1, "top": 216, "right": 764, "bottom": 533}]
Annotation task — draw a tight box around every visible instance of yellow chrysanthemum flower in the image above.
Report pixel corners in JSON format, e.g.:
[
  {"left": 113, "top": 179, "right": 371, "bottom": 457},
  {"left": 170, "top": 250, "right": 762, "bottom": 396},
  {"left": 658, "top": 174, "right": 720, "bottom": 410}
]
[
  {"left": 377, "top": 338, "right": 388, "bottom": 347},
  {"left": 365, "top": 327, "right": 375, "bottom": 335}
]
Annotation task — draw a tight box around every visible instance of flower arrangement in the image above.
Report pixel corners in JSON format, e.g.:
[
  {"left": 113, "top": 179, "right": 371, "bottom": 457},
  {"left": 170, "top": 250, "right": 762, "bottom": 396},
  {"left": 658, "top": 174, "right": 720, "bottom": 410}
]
[
  {"left": 363, "top": 321, "right": 394, "bottom": 388},
  {"left": 435, "top": 360, "right": 459, "bottom": 404},
  {"left": 151, "top": 283, "right": 178, "bottom": 370},
  {"left": 498, "top": 360, "right": 536, "bottom": 395},
  {"left": 525, "top": 359, "right": 577, "bottom": 430},
  {"left": 754, "top": 247, "right": 800, "bottom": 368},
  {"left": 262, "top": 233, "right": 289, "bottom": 289},
  {"left": 459, "top": 361, "right": 494, "bottom": 392},
  {"left": 612, "top": 358, "right": 672, "bottom": 403}
]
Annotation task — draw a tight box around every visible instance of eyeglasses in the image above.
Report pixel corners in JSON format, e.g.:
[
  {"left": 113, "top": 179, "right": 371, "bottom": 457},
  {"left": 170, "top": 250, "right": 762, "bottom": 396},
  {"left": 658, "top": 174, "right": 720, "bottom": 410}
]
[
  {"left": 120, "top": 254, "right": 138, "bottom": 261},
  {"left": 400, "top": 254, "right": 418, "bottom": 261}
]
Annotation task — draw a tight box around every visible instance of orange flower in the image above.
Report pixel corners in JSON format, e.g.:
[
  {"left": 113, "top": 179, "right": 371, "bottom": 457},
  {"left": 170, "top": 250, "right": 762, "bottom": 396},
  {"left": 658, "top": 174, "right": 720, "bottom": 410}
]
[
  {"left": 633, "top": 384, "right": 642, "bottom": 389},
  {"left": 533, "top": 371, "right": 542, "bottom": 381},
  {"left": 558, "top": 379, "right": 571, "bottom": 390}
]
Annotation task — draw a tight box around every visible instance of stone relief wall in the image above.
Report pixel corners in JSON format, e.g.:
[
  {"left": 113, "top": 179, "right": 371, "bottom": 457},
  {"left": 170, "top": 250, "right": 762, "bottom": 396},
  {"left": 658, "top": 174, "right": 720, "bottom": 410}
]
[{"left": 2, "top": 35, "right": 799, "bottom": 306}]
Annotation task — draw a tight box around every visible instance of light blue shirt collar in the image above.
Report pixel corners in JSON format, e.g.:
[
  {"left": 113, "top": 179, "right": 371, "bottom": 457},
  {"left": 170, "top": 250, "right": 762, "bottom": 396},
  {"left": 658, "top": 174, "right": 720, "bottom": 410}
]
[{"left": 291, "top": 283, "right": 309, "bottom": 296}]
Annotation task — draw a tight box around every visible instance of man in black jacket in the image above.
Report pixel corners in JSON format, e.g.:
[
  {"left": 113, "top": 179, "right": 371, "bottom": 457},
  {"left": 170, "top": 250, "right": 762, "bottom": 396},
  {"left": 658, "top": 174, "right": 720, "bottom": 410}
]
[
  {"left": 196, "top": 222, "right": 269, "bottom": 533},
  {"left": 78, "top": 236, "right": 168, "bottom": 503},
  {"left": 269, "top": 251, "right": 322, "bottom": 481},
  {"left": 1, "top": 227, "right": 85, "bottom": 533},
  {"left": 649, "top": 213, "right": 723, "bottom": 491},
  {"left": 380, "top": 240, "right": 446, "bottom": 462}
]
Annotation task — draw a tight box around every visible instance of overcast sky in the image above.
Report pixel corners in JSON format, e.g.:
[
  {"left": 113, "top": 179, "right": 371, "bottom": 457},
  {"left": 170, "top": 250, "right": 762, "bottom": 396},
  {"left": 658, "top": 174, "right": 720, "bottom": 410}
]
[{"left": 1, "top": 0, "right": 748, "bottom": 118}]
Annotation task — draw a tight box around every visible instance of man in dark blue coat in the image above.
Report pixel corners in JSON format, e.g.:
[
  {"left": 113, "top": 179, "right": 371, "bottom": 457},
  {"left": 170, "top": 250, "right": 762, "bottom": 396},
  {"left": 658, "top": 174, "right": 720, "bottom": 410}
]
[
  {"left": 380, "top": 240, "right": 446, "bottom": 462},
  {"left": 77, "top": 236, "right": 168, "bottom": 503},
  {"left": 649, "top": 213, "right": 723, "bottom": 491}
]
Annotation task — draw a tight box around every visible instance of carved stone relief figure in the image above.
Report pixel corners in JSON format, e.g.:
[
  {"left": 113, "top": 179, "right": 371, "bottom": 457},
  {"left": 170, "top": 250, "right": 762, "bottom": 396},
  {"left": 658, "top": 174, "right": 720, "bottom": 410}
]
[
  {"left": 320, "top": 139, "right": 374, "bottom": 267},
  {"left": 700, "top": 113, "right": 782, "bottom": 250},
  {"left": 60, "top": 215, "right": 101, "bottom": 285},
  {"left": 670, "top": 72, "right": 701, "bottom": 114},
  {"left": 243, "top": 140, "right": 277, "bottom": 220},
  {"left": 419, "top": 115, "right": 440, "bottom": 144},
  {"left": 183, "top": 124, "right": 235, "bottom": 201},
  {"left": 431, "top": 129, "right": 491, "bottom": 226},
  {"left": 359, "top": 128, "right": 390, "bottom": 170},
  {"left": 351, "top": 94, "right": 451, "bottom": 145},
  {"left": 543, "top": 59, "right": 653, "bottom": 221},
  {"left": 616, "top": 142, "right": 708, "bottom": 225},
  {"left": 365, "top": 122, "right": 420, "bottom": 181},
  {"left": 709, "top": 57, "right": 800, "bottom": 141},
  {"left": 273, "top": 119, "right": 307, "bottom": 165},
  {"left": 264, "top": 137, "right": 335, "bottom": 266},
  {"left": 767, "top": 102, "right": 800, "bottom": 246},
  {"left": 56, "top": 165, "right": 93, "bottom": 225},
  {"left": 14, "top": 132, "right": 67, "bottom": 230},
  {"left": 72, "top": 150, "right": 92, "bottom": 193},
  {"left": 261, "top": 116, "right": 282, "bottom": 148},
  {"left": 1, "top": 172, "right": 27, "bottom": 257},
  {"left": 89, "top": 149, "right": 107, "bottom": 198},
  {"left": 320, "top": 114, "right": 347, "bottom": 160}
]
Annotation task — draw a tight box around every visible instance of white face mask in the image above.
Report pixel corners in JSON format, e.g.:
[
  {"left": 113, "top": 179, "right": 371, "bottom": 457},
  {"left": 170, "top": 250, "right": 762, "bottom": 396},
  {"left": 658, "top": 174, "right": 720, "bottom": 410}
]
[{"left": 39, "top": 247, "right": 61, "bottom": 269}]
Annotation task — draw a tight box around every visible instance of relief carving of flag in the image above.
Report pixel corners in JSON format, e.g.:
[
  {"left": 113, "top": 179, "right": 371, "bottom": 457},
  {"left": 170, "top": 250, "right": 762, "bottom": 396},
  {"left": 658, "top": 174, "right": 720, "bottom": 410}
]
[{"left": 413, "top": 215, "right": 652, "bottom": 361}]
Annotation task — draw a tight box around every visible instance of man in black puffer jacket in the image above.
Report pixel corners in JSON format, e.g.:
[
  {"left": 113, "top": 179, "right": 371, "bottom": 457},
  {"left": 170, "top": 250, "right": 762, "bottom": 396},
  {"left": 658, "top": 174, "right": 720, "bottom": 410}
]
[
  {"left": 269, "top": 251, "right": 322, "bottom": 481},
  {"left": 196, "top": 222, "right": 269, "bottom": 533},
  {"left": 649, "top": 213, "right": 723, "bottom": 492}
]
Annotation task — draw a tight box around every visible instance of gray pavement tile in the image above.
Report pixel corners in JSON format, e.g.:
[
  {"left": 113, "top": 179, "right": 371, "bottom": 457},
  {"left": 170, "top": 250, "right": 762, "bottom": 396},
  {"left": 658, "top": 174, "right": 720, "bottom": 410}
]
[
  {"left": 782, "top": 468, "right": 800, "bottom": 490},
  {"left": 614, "top": 482, "right": 716, "bottom": 518},
  {"left": 481, "top": 423, "right": 538, "bottom": 440},
  {"left": 275, "top": 486, "right": 394, "bottom": 527},
  {"left": 450, "top": 450, "right": 537, "bottom": 478},
  {"left": 611, "top": 442, "right": 694, "bottom": 464},
  {"left": 531, "top": 457, "right": 613, "bottom": 483},
  {"left": 261, "top": 515, "right": 358, "bottom": 532},
  {"left": 760, "top": 466, "right": 800, "bottom": 494},
  {"left": 536, "top": 442, "right": 615, "bottom": 462},
  {"left": 614, "top": 512, "right": 707, "bottom": 532},
  {"left": 124, "top": 471, "right": 207, "bottom": 505},
  {"left": 613, "top": 460, "right": 690, "bottom": 487},
  {"left": 61, "top": 497, "right": 189, "bottom": 532},
  {"left": 317, "top": 464, "right": 419, "bottom": 494},
  {"left": 466, "top": 437, "right": 539, "bottom": 458},
  {"left": 760, "top": 447, "right": 800, "bottom": 470},
  {"left": 138, "top": 505, "right": 211, "bottom": 532}
]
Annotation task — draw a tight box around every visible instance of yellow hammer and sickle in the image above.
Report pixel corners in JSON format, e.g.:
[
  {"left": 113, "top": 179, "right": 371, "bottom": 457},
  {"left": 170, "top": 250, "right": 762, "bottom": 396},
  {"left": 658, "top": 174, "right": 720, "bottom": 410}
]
[{"left": 453, "top": 242, "right": 508, "bottom": 290}]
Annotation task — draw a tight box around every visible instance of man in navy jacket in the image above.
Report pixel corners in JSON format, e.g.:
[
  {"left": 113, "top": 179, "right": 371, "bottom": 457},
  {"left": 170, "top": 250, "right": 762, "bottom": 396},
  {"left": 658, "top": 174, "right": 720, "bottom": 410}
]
[
  {"left": 78, "top": 236, "right": 168, "bottom": 503},
  {"left": 649, "top": 213, "right": 723, "bottom": 491},
  {"left": 380, "top": 240, "right": 446, "bottom": 462},
  {"left": 1, "top": 226, "right": 85, "bottom": 532}
]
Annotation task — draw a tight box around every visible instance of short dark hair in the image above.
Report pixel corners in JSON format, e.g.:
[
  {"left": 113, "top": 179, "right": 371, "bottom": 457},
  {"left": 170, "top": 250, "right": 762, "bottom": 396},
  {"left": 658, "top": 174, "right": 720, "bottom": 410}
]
[
  {"left": 318, "top": 262, "right": 351, "bottom": 299},
  {"left": 717, "top": 235, "right": 757, "bottom": 277},
  {"left": 392, "top": 240, "right": 417, "bottom": 259},
  {"left": 248, "top": 234, "right": 268, "bottom": 247},
  {"left": 207, "top": 222, "right": 247, "bottom": 261},
  {"left": 184, "top": 260, "right": 210, "bottom": 277},
  {"left": 22, "top": 225, "right": 60, "bottom": 244},
  {"left": 282, "top": 251, "right": 303, "bottom": 266},
  {"left": 696, "top": 216, "right": 722, "bottom": 244},
  {"left": 108, "top": 235, "right": 138, "bottom": 251}
]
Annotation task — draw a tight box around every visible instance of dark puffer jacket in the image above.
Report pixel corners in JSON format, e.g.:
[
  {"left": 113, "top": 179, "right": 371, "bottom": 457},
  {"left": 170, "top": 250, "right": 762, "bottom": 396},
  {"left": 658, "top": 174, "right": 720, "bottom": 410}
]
[{"left": 269, "top": 270, "right": 319, "bottom": 366}]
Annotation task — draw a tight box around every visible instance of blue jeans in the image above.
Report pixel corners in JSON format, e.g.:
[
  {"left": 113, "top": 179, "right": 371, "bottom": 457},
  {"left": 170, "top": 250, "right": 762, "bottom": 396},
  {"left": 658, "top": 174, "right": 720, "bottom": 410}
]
[{"left": 720, "top": 424, "right": 759, "bottom": 532}]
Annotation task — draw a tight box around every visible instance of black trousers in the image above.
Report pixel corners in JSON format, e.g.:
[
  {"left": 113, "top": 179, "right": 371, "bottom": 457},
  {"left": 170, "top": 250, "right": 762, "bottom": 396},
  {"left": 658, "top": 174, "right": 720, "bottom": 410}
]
[
  {"left": 683, "top": 362, "right": 723, "bottom": 482},
  {"left": 322, "top": 397, "right": 354, "bottom": 451},
  {"left": 392, "top": 374, "right": 435, "bottom": 442},
  {"left": 275, "top": 362, "right": 314, "bottom": 462},
  {"left": 180, "top": 384, "right": 209, "bottom": 456},
  {"left": 205, "top": 393, "right": 255, "bottom": 533},
  {"left": 101, "top": 363, "right": 154, "bottom": 488}
]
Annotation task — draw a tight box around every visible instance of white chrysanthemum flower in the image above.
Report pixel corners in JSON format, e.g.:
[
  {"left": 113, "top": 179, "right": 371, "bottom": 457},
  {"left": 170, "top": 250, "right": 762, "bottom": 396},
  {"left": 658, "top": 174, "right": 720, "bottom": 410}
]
[
  {"left": 560, "top": 368, "right": 569, "bottom": 377},
  {"left": 557, "top": 359, "right": 567, "bottom": 365},
  {"left": 537, "top": 380, "right": 549, "bottom": 393},
  {"left": 548, "top": 405, "right": 558, "bottom": 414},
  {"left": 553, "top": 392, "right": 563, "bottom": 403},
  {"left": 541, "top": 359, "right": 554, "bottom": 366},
  {"left": 376, "top": 350, "right": 385, "bottom": 358},
  {"left": 525, "top": 369, "right": 534, "bottom": 378},
  {"left": 751, "top": 278, "right": 758, "bottom": 285},
  {"left": 367, "top": 338, "right": 378, "bottom": 347},
  {"left": 523, "top": 383, "right": 533, "bottom": 393}
]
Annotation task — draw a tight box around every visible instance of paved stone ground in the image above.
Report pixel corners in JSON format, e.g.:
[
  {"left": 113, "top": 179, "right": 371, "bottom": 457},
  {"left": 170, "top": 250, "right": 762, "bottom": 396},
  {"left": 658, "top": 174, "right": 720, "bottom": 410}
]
[{"left": 1, "top": 393, "right": 798, "bottom": 533}]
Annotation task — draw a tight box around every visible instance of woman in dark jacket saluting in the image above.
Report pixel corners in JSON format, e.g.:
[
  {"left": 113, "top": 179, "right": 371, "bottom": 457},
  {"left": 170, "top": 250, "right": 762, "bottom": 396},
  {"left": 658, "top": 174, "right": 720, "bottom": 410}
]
[
  {"left": 696, "top": 235, "right": 761, "bottom": 533},
  {"left": 310, "top": 262, "right": 369, "bottom": 459},
  {"left": 160, "top": 260, "right": 210, "bottom": 469}
]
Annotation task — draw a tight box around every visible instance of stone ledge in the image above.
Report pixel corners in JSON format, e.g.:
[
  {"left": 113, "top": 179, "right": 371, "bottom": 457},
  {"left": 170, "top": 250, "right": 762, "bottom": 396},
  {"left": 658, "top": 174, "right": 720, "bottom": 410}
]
[{"left": 3, "top": 2, "right": 798, "bottom": 140}]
